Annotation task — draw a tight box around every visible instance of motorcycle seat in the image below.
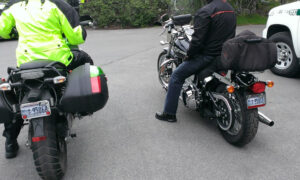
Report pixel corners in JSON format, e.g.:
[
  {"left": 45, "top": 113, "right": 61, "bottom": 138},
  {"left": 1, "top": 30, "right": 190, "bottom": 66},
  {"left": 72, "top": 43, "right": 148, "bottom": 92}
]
[
  {"left": 197, "top": 56, "right": 227, "bottom": 80},
  {"left": 19, "top": 60, "right": 66, "bottom": 70}
]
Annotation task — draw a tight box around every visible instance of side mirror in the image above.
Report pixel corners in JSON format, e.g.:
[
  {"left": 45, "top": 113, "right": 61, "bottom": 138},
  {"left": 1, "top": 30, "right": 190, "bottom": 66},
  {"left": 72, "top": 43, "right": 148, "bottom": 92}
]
[
  {"left": 80, "top": 15, "right": 93, "bottom": 22},
  {"left": 80, "top": 15, "right": 95, "bottom": 27}
]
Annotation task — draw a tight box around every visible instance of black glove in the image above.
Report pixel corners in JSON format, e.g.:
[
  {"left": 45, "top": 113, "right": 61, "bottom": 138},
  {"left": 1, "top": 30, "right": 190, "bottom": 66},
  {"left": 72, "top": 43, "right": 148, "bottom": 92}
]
[{"left": 183, "top": 56, "right": 190, "bottom": 62}]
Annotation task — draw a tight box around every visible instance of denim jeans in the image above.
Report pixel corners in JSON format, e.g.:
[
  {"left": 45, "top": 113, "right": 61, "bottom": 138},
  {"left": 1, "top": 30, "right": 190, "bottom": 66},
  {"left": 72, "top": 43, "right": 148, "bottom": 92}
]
[{"left": 163, "top": 55, "right": 215, "bottom": 115}]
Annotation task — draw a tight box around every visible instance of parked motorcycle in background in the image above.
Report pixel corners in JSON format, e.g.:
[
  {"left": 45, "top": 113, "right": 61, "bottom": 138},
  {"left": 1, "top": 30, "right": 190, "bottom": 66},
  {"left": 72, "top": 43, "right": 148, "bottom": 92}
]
[{"left": 157, "top": 13, "right": 276, "bottom": 147}]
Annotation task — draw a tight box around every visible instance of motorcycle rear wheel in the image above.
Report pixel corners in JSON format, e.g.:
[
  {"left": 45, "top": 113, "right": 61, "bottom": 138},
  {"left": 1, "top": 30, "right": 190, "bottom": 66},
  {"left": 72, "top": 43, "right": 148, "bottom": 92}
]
[
  {"left": 216, "top": 87, "right": 259, "bottom": 147},
  {"left": 31, "top": 117, "right": 67, "bottom": 180}
]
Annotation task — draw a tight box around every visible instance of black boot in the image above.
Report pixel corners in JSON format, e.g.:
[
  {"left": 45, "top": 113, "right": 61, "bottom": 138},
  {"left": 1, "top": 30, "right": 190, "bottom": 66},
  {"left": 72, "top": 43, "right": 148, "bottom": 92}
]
[
  {"left": 155, "top": 112, "right": 177, "bottom": 123},
  {"left": 5, "top": 139, "right": 19, "bottom": 159}
]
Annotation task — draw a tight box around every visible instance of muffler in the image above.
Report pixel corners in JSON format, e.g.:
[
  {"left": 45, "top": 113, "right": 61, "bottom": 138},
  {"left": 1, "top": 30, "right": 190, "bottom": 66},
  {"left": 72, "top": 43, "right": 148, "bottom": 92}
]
[{"left": 258, "top": 112, "right": 274, "bottom": 127}]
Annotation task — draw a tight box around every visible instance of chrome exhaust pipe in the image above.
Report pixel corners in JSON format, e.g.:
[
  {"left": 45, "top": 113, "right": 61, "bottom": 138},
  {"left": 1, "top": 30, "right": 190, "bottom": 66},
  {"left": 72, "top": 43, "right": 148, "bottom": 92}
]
[{"left": 258, "top": 112, "right": 274, "bottom": 127}]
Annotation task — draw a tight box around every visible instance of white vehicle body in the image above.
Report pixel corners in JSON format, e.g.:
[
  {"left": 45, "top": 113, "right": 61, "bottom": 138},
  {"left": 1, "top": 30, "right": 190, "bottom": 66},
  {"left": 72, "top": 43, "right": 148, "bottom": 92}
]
[
  {"left": 263, "top": 1, "right": 300, "bottom": 76},
  {"left": 263, "top": 1, "right": 300, "bottom": 56}
]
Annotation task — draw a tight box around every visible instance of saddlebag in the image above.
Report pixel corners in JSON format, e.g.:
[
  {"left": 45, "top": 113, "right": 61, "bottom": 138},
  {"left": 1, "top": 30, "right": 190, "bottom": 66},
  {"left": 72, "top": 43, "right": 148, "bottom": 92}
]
[
  {"left": 60, "top": 64, "right": 109, "bottom": 114},
  {"left": 0, "top": 91, "right": 15, "bottom": 124},
  {"left": 219, "top": 30, "right": 277, "bottom": 71}
]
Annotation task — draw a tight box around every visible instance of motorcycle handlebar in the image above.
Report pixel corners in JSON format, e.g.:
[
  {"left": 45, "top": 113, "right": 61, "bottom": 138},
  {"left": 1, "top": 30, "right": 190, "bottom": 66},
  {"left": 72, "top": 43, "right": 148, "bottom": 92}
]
[
  {"left": 80, "top": 20, "right": 93, "bottom": 27},
  {"left": 168, "top": 26, "right": 172, "bottom": 33}
]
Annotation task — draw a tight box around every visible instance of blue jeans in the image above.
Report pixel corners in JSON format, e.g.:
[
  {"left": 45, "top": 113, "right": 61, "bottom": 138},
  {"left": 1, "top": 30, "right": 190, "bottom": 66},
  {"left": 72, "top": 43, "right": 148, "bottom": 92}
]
[{"left": 163, "top": 55, "right": 214, "bottom": 115}]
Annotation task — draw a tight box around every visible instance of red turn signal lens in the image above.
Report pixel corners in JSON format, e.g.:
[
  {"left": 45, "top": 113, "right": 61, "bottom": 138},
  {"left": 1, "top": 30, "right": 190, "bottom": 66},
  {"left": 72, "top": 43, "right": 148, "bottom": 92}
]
[
  {"left": 250, "top": 82, "right": 266, "bottom": 94},
  {"left": 32, "top": 136, "right": 46, "bottom": 142}
]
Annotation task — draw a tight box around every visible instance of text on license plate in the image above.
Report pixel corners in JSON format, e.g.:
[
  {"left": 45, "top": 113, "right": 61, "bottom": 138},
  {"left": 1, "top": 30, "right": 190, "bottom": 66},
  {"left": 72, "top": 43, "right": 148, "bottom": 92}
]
[
  {"left": 20, "top": 100, "right": 51, "bottom": 120},
  {"left": 247, "top": 93, "right": 266, "bottom": 109}
]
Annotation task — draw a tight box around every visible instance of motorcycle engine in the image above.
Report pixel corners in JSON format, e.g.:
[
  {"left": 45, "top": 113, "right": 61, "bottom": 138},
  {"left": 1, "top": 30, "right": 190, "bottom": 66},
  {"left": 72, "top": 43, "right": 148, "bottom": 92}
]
[{"left": 182, "top": 83, "right": 199, "bottom": 110}]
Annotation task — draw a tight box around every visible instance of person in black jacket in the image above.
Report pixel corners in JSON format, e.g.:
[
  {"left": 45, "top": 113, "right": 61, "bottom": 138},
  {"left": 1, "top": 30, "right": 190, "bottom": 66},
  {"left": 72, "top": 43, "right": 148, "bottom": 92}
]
[{"left": 156, "top": 0, "right": 236, "bottom": 122}]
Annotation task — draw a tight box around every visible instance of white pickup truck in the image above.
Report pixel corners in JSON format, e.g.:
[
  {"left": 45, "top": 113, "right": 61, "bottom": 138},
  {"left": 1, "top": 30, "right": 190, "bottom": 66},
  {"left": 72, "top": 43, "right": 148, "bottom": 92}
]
[{"left": 263, "top": 1, "right": 300, "bottom": 77}]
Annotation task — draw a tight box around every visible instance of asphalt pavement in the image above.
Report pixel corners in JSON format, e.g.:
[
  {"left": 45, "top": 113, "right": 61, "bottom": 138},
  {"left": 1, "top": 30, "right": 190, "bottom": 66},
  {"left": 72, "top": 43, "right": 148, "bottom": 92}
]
[{"left": 0, "top": 25, "right": 299, "bottom": 180}]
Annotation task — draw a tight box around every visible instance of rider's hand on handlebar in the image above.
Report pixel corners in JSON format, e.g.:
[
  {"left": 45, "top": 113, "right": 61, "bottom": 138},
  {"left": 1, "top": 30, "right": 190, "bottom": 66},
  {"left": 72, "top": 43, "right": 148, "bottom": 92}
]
[{"left": 183, "top": 56, "right": 190, "bottom": 62}]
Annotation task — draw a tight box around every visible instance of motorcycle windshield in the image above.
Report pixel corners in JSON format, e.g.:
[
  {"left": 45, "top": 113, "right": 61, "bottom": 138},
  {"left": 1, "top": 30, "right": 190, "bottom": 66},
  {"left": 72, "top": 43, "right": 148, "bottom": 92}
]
[{"left": 168, "top": 0, "right": 205, "bottom": 16}]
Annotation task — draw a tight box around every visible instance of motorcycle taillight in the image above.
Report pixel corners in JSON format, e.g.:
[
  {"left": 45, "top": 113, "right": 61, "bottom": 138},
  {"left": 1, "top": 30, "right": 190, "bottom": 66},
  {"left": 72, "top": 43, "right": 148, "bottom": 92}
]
[{"left": 250, "top": 82, "right": 266, "bottom": 94}]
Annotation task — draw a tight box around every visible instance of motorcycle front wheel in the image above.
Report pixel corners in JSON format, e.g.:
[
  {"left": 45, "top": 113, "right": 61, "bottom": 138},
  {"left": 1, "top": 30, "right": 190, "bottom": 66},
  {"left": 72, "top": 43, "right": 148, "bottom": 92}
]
[
  {"left": 31, "top": 117, "right": 67, "bottom": 180},
  {"left": 157, "top": 51, "right": 177, "bottom": 90},
  {"left": 216, "top": 86, "right": 259, "bottom": 147}
]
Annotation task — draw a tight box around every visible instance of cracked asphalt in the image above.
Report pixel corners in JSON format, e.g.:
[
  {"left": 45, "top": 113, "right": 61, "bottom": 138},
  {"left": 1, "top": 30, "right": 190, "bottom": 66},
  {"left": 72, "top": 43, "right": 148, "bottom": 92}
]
[{"left": 0, "top": 25, "right": 299, "bottom": 180}]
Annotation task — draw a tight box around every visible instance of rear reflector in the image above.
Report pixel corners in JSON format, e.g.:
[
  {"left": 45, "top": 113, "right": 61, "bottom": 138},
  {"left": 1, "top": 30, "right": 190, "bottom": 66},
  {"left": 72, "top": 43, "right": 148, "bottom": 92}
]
[
  {"left": 247, "top": 104, "right": 266, "bottom": 109},
  {"left": 32, "top": 136, "right": 46, "bottom": 142},
  {"left": 250, "top": 82, "right": 266, "bottom": 94},
  {"left": 91, "top": 76, "right": 101, "bottom": 93}
]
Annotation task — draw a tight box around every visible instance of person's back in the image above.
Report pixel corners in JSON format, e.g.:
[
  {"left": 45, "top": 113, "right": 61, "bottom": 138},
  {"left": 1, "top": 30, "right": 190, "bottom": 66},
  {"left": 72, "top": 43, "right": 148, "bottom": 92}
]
[
  {"left": 187, "top": 0, "right": 236, "bottom": 58},
  {"left": 0, "top": 0, "right": 86, "bottom": 67}
]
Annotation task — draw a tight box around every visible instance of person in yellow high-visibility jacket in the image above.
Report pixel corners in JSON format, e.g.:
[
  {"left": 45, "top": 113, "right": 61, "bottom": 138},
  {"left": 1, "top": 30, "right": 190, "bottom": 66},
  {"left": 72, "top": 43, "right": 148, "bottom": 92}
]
[
  {"left": 0, "top": 0, "right": 93, "bottom": 159},
  {"left": 0, "top": 0, "right": 93, "bottom": 68}
]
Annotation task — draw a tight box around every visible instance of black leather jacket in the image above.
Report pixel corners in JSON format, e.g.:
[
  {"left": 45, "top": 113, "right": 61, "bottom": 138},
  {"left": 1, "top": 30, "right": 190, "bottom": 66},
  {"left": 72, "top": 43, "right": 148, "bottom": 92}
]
[{"left": 187, "top": 0, "right": 236, "bottom": 58}]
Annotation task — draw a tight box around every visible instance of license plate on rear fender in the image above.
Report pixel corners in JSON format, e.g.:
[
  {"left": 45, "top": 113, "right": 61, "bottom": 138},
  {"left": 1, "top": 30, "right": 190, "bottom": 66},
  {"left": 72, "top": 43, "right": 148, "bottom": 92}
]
[
  {"left": 21, "top": 100, "right": 51, "bottom": 120},
  {"left": 247, "top": 93, "right": 266, "bottom": 109}
]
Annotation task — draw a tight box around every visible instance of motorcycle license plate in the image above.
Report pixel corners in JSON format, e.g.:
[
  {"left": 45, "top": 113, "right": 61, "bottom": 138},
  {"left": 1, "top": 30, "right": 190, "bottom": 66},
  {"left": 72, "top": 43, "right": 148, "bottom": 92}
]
[
  {"left": 247, "top": 93, "right": 266, "bottom": 109},
  {"left": 21, "top": 100, "right": 51, "bottom": 120}
]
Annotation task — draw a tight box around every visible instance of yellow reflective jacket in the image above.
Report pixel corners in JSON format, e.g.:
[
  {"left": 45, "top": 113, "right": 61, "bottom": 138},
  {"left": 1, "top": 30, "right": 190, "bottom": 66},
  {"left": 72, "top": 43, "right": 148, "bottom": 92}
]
[{"left": 0, "top": 0, "right": 86, "bottom": 67}]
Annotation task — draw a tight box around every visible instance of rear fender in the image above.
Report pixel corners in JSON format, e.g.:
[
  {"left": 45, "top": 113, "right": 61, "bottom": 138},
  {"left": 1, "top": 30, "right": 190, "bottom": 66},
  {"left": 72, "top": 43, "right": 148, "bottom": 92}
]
[
  {"left": 30, "top": 118, "right": 45, "bottom": 141},
  {"left": 22, "top": 90, "right": 54, "bottom": 143},
  {"left": 21, "top": 89, "right": 53, "bottom": 104}
]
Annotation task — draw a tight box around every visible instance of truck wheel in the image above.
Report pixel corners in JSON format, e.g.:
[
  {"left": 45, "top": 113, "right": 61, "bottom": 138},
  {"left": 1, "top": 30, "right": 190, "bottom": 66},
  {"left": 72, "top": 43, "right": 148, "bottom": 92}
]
[{"left": 269, "top": 32, "right": 300, "bottom": 77}]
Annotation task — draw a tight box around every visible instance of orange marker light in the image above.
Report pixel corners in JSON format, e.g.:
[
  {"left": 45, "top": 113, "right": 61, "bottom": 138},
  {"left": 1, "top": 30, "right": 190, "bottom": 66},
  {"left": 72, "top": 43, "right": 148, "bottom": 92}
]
[
  {"left": 267, "top": 81, "right": 274, "bottom": 88},
  {"left": 227, "top": 85, "right": 235, "bottom": 93}
]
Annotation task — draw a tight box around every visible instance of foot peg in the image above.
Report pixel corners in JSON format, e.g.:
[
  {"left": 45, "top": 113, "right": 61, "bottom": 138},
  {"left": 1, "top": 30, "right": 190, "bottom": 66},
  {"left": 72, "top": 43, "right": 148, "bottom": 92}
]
[{"left": 70, "top": 133, "right": 77, "bottom": 138}]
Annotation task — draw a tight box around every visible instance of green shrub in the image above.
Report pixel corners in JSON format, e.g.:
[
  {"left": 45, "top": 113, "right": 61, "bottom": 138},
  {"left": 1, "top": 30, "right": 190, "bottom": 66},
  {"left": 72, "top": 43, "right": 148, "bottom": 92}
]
[
  {"left": 81, "top": 0, "right": 297, "bottom": 28},
  {"left": 81, "top": 0, "right": 170, "bottom": 28}
]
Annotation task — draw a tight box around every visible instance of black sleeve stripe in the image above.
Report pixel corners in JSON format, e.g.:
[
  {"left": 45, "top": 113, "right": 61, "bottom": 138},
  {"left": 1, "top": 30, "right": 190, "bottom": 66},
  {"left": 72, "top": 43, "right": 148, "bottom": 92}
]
[
  {"left": 3, "top": 0, "right": 24, "bottom": 11},
  {"left": 81, "top": 25, "right": 87, "bottom": 40},
  {"left": 50, "top": 0, "right": 80, "bottom": 28}
]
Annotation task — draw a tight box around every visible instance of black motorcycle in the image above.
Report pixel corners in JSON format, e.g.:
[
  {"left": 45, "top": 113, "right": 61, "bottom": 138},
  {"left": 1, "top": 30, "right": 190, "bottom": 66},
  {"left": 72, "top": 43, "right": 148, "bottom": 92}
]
[
  {"left": 0, "top": 63, "right": 108, "bottom": 180},
  {"left": 0, "top": 17, "right": 107, "bottom": 180},
  {"left": 157, "top": 14, "right": 275, "bottom": 146}
]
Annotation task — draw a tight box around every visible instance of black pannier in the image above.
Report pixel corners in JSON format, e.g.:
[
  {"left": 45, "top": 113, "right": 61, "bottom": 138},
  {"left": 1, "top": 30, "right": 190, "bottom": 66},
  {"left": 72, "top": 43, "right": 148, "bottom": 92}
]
[
  {"left": 219, "top": 30, "right": 277, "bottom": 71},
  {"left": 0, "top": 91, "right": 15, "bottom": 124},
  {"left": 60, "top": 64, "right": 109, "bottom": 114}
]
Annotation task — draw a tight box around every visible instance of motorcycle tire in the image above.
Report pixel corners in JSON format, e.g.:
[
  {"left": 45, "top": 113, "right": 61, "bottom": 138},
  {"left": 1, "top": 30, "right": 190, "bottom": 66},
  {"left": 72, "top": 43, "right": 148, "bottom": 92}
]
[
  {"left": 31, "top": 117, "right": 67, "bottom": 180},
  {"left": 157, "top": 51, "right": 175, "bottom": 90},
  {"left": 216, "top": 86, "right": 259, "bottom": 147}
]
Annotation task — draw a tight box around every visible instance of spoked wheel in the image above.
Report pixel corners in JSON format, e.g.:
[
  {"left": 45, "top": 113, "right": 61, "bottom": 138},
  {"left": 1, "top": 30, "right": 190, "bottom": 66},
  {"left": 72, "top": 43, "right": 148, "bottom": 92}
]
[
  {"left": 31, "top": 117, "right": 67, "bottom": 180},
  {"left": 215, "top": 87, "right": 259, "bottom": 147},
  {"left": 157, "top": 51, "right": 177, "bottom": 90}
]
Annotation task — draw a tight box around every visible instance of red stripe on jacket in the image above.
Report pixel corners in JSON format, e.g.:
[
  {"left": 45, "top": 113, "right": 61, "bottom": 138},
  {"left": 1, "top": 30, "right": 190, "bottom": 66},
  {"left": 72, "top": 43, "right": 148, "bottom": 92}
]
[{"left": 211, "top": 11, "right": 234, "bottom": 18}]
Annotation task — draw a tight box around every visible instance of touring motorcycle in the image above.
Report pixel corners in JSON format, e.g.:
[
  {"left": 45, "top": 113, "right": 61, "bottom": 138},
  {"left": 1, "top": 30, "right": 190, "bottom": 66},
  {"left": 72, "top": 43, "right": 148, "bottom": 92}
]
[
  {"left": 157, "top": 14, "right": 275, "bottom": 146},
  {"left": 0, "top": 14, "right": 107, "bottom": 180}
]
